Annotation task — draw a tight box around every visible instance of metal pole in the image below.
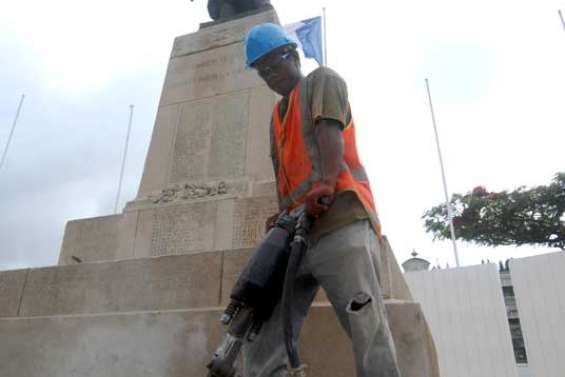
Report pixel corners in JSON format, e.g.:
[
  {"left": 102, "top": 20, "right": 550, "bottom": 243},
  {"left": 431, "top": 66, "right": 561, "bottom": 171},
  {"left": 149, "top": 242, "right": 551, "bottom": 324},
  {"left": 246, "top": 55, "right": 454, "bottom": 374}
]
[
  {"left": 322, "top": 7, "right": 328, "bottom": 66},
  {"left": 559, "top": 10, "right": 565, "bottom": 31},
  {"left": 114, "top": 104, "right": 134, "bottom": 214},
  {"left": 0, "top": 94, "right": 25, "bottom": 173},
  {"left": 424, "top": 78, "right": 460, "bottom": 267}
]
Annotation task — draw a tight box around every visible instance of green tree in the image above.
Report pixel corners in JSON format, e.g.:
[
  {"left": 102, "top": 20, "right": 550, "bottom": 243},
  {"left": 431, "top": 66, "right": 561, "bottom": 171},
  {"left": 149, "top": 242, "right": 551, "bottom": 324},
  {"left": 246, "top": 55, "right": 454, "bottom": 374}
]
[{"left": 423, "top": 173, "right": 565, "bottom": 250}]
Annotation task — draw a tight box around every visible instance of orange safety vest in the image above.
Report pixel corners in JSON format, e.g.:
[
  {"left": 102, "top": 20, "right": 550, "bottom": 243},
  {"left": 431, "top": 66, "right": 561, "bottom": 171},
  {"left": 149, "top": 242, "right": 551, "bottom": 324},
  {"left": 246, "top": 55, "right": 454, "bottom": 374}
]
[{"left": 270, "top": 79, "right": 381, "bottom": 236}]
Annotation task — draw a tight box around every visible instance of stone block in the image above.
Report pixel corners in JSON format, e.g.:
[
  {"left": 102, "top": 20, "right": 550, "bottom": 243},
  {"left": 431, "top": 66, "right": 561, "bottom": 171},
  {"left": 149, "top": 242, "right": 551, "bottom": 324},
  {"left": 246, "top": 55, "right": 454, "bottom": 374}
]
[
  {"left": 380, "top": 235, "right": 413, "bottom": 300},
  {"left": 59, "top": 214, "right": 126, "bottom": 265},
  {"left": 0, "top": 269, "right": 28, "bottom": 317},
  {"left": 19, "top": 253, "right": 222, "bottom": 317},
  {"left": 0, "top": 309, "right": 224, "bottom": 377},
  {"left": 148, "top": 201, "right": 218, "bottom": 256},
  {"left": 0, "top": 303, "right": 436, "bottom": 377},
  {"left": 387, "top": 300, "right": 441, "bottom": 377},
  {"left": 125, "top": 196, "right": 279, "bottom": 261}
]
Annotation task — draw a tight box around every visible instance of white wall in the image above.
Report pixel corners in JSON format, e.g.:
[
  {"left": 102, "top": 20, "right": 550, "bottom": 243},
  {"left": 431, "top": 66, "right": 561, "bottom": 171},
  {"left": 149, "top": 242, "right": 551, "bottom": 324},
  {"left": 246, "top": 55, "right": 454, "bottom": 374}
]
[
  {"left": 510, "top": 251, "right": 565, "bottom": 377},
  {"left": 405, "top": 264, "right": 518, "bottom": 377}
]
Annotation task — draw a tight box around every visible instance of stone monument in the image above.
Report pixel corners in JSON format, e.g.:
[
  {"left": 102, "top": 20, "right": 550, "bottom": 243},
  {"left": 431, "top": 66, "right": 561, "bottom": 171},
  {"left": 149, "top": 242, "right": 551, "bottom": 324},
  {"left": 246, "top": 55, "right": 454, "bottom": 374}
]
[{"left": 0, "top": 9, "right": 439, "bottom": 377}]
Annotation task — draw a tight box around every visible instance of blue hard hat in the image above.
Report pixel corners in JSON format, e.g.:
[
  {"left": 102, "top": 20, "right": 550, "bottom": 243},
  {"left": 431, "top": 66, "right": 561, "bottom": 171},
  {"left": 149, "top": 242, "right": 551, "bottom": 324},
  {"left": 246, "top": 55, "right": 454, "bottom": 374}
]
[{"left": 244, "top": 23, "right": 297, "bottom": 67}]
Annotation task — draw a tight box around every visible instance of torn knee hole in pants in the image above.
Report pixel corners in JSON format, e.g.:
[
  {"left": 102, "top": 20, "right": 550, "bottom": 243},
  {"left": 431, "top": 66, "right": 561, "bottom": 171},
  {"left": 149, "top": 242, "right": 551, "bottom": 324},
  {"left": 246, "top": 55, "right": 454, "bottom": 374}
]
[{"left": 348, "top": 292, "right": 373, "bottom": 312}]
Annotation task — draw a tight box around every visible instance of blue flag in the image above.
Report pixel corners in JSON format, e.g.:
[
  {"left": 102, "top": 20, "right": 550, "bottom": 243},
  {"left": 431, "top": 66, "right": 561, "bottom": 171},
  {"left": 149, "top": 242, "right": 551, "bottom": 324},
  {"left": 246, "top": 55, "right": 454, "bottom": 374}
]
[{"left": 284, "top": 16, "right": 324, "bottom": 66}]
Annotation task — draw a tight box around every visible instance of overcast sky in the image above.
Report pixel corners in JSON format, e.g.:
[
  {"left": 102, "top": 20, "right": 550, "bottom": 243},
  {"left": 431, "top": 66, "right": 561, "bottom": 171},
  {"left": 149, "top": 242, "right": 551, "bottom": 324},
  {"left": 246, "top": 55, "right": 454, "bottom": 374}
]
[{"left": 1, "top": 0, "right": 564, "bottom": 271}]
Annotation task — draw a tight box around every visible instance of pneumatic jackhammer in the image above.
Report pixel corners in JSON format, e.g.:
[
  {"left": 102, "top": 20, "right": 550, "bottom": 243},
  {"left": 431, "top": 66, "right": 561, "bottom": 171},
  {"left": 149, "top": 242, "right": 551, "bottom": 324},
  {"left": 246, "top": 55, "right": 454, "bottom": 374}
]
[{"left": 206, "top": 208, "right": 313, "bottom": 377}]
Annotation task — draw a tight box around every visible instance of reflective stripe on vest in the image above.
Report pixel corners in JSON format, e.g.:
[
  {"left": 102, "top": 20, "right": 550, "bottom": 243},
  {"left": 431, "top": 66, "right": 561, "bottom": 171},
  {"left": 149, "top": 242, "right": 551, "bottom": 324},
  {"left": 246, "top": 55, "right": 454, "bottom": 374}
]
[{"left": 270, "top": 79, "right": 381, "bottom": 235}]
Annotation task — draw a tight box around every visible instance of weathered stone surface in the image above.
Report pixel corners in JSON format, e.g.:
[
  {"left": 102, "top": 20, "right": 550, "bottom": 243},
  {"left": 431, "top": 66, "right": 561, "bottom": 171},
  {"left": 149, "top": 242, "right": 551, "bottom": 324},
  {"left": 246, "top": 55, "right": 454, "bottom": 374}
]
[
  {"left": 134, "top": 198, "right": 227, "bottom": 257},
  {"left": 59, "top": 214, "right": 127, "bottom": 265},
  {"left": 170, "top": 98, "right": 213, "bottom": 183},
  {"left": 150, "top": 201, "right": 218, "bottom": 256},
  {"left": 170, "top": 93, "right": 250, "bottom": 183},
  {"left": 232, "top": 196, "right": 278, "bottom": 249},
  {"left": 116, "top": 210, "right": 138, "bottom": 259},
  {"left": 221, "top": 248, "right": 253, "bottom": 306},
  {"left": 387, "top": 300, "right": 440, "bottom": 377},
  {"left": 132, "top": 208, "right": 155, "bottom": 258},
  {"left": 0, "top": 303, "right": 435, "bottom": 377},
  {"left": 251, "top": 180, "right": 276, "bottom": 197},
  {"left": 0, "top": 269, "right": 28, "bottom": 317},
  {"left": 246, "top": 86, "right": 277, "bottom": 181},
  {"left": 171, "top": 10, "right": 277, "bottom": 58},
  {"left": 213, "top": 199, "right": 236, "bottom": 251},
  {"left": 137, "top": 104, "right": 180, "bottom": 197},
  {"left": 380, "top": 235, "right": 413, "bottom": 300},
  {"left": 0, "top": 309, "right": 223, "bottom": 377},
  {"left": 161, "top": 43, "right": 260, "bottom": 106},
  {"left": 208, "top": 93, "right": 249, "bottom": 180},
  {"left": 19, "top": 253, "right": 222, "bottom": 317},
  {"left": 62, "top": 196, "right": 282, "bottom": 264}
]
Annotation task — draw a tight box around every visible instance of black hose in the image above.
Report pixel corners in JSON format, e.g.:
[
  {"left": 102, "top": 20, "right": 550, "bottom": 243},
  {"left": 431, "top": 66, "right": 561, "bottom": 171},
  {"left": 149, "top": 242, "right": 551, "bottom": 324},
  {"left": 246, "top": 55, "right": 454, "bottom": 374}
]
[{"left": 281, "top": 213, "right": 312, "bottom": 370}]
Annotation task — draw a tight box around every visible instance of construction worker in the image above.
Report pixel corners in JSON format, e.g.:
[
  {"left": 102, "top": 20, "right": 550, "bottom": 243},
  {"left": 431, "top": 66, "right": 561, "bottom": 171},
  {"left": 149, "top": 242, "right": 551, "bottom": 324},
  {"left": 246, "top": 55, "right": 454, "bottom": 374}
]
[{"left": 243, "top": 23, "right": 402, "bottom": 377}]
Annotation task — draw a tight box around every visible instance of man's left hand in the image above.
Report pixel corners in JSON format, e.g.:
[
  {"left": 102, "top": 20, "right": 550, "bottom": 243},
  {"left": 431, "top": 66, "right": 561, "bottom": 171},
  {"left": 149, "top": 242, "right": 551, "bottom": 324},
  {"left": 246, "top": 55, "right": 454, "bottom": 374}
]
[{"left": 305, "top": 183, "right": 335, "bottom": 217}]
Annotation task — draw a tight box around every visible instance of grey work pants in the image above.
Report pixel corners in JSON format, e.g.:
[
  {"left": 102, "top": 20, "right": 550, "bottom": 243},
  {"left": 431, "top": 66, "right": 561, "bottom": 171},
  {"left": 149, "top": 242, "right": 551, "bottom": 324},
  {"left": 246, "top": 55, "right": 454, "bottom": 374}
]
[{"left": 243, "top": 219, "right": 402, "bottom": 377}]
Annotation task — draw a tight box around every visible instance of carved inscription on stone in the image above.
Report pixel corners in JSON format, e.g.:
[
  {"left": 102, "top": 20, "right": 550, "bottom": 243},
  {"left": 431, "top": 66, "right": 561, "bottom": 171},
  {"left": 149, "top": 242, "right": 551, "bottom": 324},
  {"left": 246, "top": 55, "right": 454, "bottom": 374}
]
[
  {"left": 171, "top": 100, "right": 212, "bottom": 183},
  {"left": 151, "top": 202, "right": 216, "bottom": 256},
  {"left": 168, "top": 51, "right": 246, "bottom": 89},
  {"left": 162, "top": 43, "right": 260, "bottom": 105},
  {"left": 232, "top": 197, "right": 278, "bottom": 249},
  {"left": 171, "top": 91, "right": 250, "bottom": 184},
  {"left": 149, "top": 181, "right": 229, "bottom": 204},
  {"left": 208, "top": 93, "right": 248, "bottom": 179}
]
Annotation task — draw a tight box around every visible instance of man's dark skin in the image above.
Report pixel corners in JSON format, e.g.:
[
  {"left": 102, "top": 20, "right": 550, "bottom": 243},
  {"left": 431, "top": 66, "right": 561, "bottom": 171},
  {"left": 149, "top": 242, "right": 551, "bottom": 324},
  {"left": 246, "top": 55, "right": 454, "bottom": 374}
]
[{"left": 253, "top": 46, "right": 344, "bottom": 219}]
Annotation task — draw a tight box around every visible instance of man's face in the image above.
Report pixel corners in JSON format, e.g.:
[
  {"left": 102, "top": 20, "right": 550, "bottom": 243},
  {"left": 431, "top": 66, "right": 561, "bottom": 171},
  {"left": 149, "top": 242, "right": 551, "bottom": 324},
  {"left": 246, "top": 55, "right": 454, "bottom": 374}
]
[{"left": 252, "top": 46, "right": 302, "bottom": 96}]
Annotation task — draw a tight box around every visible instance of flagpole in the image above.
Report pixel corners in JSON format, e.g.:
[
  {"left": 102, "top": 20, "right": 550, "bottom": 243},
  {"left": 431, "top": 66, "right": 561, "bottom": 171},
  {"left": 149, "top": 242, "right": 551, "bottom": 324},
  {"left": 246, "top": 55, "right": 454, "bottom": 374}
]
[
  {"left": 559, "top": 10, "right": 565, "bottom": 31},
  {"left": 114, "top": 104, "right": 134, "bottom": 214},
  {"left": 424, "top": 78, "right": 460, "bottom": 267},
  {"left": 0, "top": 94, "right": 25, "bottom": 173},
  {"left": 322, "top": 7, "right": 328, "bottom": 66}
]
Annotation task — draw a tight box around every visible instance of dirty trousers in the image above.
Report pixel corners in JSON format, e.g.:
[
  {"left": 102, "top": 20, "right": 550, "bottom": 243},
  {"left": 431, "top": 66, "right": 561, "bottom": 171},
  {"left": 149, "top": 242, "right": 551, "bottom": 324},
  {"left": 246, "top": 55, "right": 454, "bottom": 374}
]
[{"left": 243, "top": 219, "right": 402, "bottom": 377}]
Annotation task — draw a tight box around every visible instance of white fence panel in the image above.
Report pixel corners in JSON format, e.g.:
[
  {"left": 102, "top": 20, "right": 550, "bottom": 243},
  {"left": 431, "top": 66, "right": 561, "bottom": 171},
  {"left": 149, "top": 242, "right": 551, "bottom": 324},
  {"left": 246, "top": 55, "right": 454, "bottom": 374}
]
[{"left": 406, "top": 264, "right": 518, "bottom": 377}]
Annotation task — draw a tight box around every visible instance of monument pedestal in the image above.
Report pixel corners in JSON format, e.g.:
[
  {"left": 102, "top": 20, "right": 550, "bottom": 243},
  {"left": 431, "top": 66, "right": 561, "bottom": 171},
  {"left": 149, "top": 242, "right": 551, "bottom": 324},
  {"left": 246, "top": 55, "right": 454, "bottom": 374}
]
[
  {"left": 1, "top": 10, "right": 440, "bottom": 377},
  {"left": 0, "top": 250, "right": 435, "bottom": 377}
]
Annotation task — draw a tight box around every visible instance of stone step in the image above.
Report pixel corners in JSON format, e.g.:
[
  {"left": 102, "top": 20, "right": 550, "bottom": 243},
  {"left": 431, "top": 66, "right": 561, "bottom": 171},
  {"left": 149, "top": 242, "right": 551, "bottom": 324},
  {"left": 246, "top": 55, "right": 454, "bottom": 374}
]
[
  {"left": 1, "top": 240, "right": 410, "bottom": 319},
  {"left": 0, "top": 302, "right": 435, "bottom": 377},
  {"left": 1, "top": 249, "right": 253, "bottom": 318}
]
